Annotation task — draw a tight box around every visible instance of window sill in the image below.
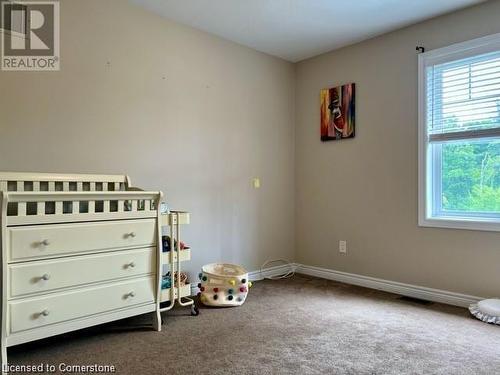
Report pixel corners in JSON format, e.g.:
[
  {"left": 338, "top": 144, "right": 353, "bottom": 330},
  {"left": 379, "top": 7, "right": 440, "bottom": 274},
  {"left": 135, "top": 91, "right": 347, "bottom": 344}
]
[{"left": 419, "top": 216, "right": 500, "bottom": 232}]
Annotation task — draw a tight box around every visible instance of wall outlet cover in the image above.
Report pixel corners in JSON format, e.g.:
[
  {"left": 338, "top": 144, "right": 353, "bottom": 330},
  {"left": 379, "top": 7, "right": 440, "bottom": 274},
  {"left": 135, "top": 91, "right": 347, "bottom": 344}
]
[{"left": 339, "top": 240, "right": 347, "bottom": 254}]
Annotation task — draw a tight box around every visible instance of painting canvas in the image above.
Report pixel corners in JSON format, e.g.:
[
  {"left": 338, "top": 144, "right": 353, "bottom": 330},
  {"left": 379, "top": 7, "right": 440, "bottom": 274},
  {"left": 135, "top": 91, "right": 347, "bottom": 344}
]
[{"left": 320, "top": 83, "right": 355, "bottom": 141}]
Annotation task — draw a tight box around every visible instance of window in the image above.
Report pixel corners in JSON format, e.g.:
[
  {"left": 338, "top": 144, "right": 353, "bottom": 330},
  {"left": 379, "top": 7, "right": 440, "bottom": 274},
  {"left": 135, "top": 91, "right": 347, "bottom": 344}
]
[{"left": 418, "top": 33, "right": 500, "bottom": 231}]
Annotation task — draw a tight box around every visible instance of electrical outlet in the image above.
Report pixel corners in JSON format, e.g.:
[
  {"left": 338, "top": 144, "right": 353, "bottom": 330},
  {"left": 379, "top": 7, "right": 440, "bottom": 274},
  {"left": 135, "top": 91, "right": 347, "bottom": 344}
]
[{"left": 339, "top": 240, "right": 347, "bottom": 254}]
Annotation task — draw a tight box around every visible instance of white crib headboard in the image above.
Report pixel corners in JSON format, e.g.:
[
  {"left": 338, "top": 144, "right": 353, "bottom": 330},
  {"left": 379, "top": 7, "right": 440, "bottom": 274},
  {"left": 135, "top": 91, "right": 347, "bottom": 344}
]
[
  {"left": 0, "top": 172, "right": 130, "bottom": 193},
  {"left": 0, "top": 172, "right": 161, "bottom": 226}
]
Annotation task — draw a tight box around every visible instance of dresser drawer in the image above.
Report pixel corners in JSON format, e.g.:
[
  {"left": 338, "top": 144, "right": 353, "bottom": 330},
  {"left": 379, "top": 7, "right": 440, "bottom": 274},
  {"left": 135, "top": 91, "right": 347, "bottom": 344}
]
[
  {"left": 9, "top": 276, "right": 155, "bottom": 333},
  {"left": 9, "top": 248, "right": 155, "bottom": 298},
  {"left": 7, "top": 219, "right": 157, "bottom": 262}
]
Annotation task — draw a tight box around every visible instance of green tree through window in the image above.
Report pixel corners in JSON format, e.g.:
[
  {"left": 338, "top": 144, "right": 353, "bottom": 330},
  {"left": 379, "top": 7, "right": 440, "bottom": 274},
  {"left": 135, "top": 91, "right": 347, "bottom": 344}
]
[{"left": 442, "top": 110, "right": 500, "bottom": 213}]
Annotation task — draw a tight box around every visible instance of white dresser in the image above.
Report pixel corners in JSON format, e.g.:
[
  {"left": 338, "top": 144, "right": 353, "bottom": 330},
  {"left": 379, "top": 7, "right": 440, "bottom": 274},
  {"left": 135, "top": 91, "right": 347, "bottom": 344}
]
[{"left": 0, "top": 172, "right": 166, "bottom": 366}]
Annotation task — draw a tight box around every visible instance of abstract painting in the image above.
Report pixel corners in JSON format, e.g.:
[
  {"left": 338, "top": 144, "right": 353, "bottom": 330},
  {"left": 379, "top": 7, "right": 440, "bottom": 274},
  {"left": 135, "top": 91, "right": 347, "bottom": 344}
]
[{"left": 320, "top": 83, "right": 355, "bottom": 141}]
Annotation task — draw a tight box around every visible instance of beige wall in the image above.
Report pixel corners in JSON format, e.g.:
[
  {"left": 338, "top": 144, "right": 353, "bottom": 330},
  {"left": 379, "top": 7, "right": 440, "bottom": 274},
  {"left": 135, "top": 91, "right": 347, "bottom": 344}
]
[
  {"left": 2, "top": 0, "right": 499, "bottom": 298},
  {"left": 295, "top": 0, "right": 500, "bottom": 297},
  {"left": 0, "top": 0, "right": 296, "bottom": 278}
]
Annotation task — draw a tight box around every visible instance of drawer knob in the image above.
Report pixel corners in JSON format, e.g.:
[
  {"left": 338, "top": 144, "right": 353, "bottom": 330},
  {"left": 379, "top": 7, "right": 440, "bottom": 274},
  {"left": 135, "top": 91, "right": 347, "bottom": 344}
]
[
  {"left": 125, "top": 232, "right": 136, "bottom": 238},
  {"left": 127, "top": 262, "right": 136, "bottom": 268},
  {"left": 41, "top": 309, "right": 50, "bottom": 317},
  {"left": 127, "top": 291, "right": 136, "bottom": 298},
  {"left": 41, "top": 274, "right": 51, "bottom": 281},
  {"left": 39, "top": 239, "right": 50, "bottom": 246}
]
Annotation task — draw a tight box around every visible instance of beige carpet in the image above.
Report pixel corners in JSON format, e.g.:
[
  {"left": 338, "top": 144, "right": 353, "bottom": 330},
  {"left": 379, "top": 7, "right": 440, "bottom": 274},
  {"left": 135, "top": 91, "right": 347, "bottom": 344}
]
[{"left": 9, "top": 274, "right": 500, "bottom": 374}]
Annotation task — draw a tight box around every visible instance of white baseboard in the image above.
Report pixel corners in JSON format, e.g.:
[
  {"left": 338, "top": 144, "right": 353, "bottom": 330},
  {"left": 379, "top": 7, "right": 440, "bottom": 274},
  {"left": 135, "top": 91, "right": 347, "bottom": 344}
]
[
  {"left": 295, "top": 264, "right": 482, "bottom": 308},
  {"left": 190, "top": 284, "right": 198, "bottom": 296},
  {"left": 191, "top": 263, "right": 480, "bottom": 308},
  {"left": 248, "top": 263, "right": 296, "bottom": 281}
]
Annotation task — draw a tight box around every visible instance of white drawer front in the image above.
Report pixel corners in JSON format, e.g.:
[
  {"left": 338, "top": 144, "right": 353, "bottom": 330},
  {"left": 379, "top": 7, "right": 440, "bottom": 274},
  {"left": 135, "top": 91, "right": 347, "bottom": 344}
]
[
  {"left": 8, "top": 219, "right": 157, "bottom": 261},
  {"left": 9, "top": 276, "right": 155, "bottom": 333},
  {"left": 9, "top": 248, "right": 155, "bottom": 298}
]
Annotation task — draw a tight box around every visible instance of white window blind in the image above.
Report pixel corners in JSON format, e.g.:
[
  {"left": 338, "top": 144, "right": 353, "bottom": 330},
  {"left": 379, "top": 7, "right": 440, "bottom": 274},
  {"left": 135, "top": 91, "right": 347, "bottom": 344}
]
[{"left": 427, "top": 50, "right": 500, "bottom": 143}]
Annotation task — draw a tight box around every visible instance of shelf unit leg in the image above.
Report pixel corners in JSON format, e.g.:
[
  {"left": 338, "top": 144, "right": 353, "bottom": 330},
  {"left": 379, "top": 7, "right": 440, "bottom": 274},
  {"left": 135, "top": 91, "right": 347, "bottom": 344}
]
[
  {"left": 175, "top": 212, "right": 194, "bottom": 308},
  {"left": 159, "top": 218, "right": 176, "bottom": 313}
]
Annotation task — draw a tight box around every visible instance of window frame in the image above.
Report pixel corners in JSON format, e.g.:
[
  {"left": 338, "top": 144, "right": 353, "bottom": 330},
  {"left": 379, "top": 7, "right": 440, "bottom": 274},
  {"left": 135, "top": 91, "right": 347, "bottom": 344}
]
[{"left": 418, "top": 33, "right": 500, "bottom": 232}]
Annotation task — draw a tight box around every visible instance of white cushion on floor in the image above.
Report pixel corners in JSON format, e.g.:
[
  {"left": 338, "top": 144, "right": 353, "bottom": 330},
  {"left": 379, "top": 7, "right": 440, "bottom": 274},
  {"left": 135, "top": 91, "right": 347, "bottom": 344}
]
[{"left": 477, "top": 299, "right": 500, "bottom": 316}]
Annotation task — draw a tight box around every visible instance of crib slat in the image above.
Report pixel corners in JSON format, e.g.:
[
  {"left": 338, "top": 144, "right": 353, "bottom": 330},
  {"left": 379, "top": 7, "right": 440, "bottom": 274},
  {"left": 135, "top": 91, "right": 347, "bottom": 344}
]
[
  {"left": 15, "top": 182, "right": 25, "bottom": 216},
  {"left": 18, "top": 202, "right": 26, "bottom": 216}
]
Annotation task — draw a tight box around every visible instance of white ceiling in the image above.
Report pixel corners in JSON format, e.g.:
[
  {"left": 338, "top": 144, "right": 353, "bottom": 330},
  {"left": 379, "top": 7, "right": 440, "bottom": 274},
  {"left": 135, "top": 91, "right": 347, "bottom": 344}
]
[{"left": 130, "top": 0, "right": 486, "bottom": 62}]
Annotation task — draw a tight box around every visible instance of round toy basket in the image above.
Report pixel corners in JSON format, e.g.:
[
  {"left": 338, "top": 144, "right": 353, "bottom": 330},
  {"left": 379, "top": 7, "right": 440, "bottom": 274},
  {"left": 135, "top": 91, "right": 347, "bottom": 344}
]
[{"left": 198, "top": 263, "right": 252, "bottom": 307}]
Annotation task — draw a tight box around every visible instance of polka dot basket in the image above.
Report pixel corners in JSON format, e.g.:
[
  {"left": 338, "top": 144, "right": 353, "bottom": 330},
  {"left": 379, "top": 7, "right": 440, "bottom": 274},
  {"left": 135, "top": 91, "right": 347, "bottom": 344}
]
[{"left": 198, "top": 263, "right": 252, "bottom": 307}]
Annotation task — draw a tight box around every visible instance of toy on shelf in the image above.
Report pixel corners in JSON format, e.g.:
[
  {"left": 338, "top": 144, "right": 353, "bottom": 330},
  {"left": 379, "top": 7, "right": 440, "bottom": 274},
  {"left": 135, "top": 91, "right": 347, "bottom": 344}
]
[
  {"left": 198, "top": 263, "right": 252, "bottom": 307},
  {"left": 162, "top": 235, "right": 190, "bottom": 252},
  {"left": 161, "top": 271, "right": 189, "bottom": 290}
]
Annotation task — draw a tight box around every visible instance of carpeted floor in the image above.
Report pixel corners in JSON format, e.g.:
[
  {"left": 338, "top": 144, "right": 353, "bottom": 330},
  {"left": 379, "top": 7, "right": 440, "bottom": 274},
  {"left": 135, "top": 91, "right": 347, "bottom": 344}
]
[{"left": 9, "top": 274, "right": 500, "bottom": 374}]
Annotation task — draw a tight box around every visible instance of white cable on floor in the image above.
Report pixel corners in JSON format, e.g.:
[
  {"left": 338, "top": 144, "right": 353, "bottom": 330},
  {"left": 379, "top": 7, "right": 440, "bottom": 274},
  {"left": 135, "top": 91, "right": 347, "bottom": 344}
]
[{"left": 259, "top": 259, "right": 295, "bottom": 280}]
